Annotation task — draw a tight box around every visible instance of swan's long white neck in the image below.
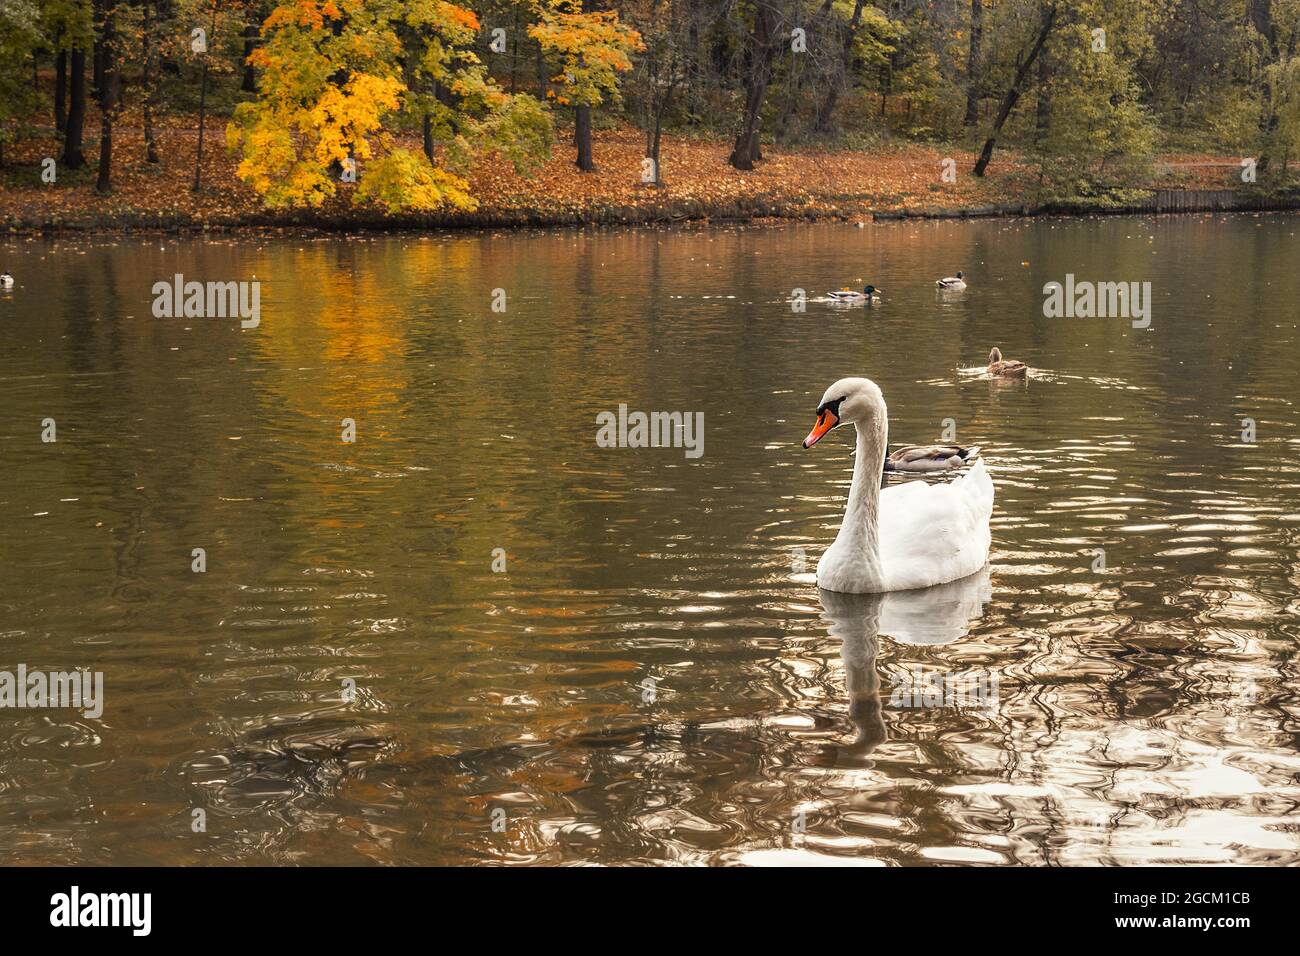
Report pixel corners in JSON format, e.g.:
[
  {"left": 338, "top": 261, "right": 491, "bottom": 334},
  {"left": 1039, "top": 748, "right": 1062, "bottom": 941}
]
[{"left": 834, "top": 411, "right": 888, "bottom": 582}]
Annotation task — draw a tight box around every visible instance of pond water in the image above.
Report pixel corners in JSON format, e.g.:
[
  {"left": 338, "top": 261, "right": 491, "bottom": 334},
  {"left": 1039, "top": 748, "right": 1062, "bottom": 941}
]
[{"left": 1, "top": 215, "right": 1298, "bottom": 865}]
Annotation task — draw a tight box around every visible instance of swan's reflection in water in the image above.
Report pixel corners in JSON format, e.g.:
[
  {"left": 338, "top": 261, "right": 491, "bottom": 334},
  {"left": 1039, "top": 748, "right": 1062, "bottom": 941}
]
[{"left": 817, "top": 565, "right": 992, "bottom": 758}]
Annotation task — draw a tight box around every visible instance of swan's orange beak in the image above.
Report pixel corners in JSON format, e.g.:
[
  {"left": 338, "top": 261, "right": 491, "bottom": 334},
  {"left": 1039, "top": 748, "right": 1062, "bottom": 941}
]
[{"left": 803, "top": 409, "right": 838, "bottom": 448}]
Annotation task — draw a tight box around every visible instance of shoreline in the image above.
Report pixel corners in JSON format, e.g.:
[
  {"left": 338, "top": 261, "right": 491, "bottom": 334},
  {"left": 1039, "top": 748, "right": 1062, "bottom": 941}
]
[{"left": 6, "top": 191, "right": 1300, "bottom": 239}]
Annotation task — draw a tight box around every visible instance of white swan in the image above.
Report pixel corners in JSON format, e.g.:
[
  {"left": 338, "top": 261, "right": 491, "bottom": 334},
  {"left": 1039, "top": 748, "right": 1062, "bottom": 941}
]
[
  {"left": 802, "top": 376, "right": 994, "bottom": 593},
  {"left": 936, "top": 271, "right": 966, "bottom": 290}
]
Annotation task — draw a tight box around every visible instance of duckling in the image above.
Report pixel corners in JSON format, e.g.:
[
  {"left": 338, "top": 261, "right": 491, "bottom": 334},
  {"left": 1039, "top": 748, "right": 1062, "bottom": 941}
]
[
  {"left": 987, "top": 346, "right": 1028, "bottom": 378},
  {"left": 936, "top": 271, "right": 966, "bottom": 290},
  {"left": 883, "top": 443, "right": 981, "bottom": 473}
]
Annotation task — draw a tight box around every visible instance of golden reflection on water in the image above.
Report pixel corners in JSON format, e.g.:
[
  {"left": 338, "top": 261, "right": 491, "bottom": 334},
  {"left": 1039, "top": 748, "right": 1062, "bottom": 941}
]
[{"left": 0, "top": 216, "right": 1299, "bottom": 865}]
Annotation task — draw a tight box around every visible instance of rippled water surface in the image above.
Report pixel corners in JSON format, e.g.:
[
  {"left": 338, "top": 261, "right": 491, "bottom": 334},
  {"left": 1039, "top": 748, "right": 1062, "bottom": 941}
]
[{"left": 2, "top": 216, "right": 1299, "bottom": 865}]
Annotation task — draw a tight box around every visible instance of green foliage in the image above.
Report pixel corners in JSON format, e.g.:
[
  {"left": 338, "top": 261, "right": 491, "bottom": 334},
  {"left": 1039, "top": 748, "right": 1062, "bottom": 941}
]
[
  {"left": 1036, "top": 16, "right": 1158, "bottom": 198},
  {"left": 0, "top": 0, "right": 42, "bottom": 149},
  {"left": 355, "top": 146, "right": 475, "bottom": 210},
  {"left": 478, "top": 92, "right": 554, "bottom": 176}
]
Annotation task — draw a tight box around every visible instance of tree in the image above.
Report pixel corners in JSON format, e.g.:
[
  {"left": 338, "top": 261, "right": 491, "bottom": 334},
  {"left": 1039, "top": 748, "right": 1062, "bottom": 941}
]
[
  {"left": 531, "top": 0, "right": 642, "bottom": 172},
  {"left": 0, "top": 0, "right": 40, "bottom": 166},
  {"left": 1033, "top": 2, "right": 1158, "bottom": 198},
  {"left": 974, "top": 1, "right": 1056, "bottom": 176},
  {"left": 94, "top": 0, "right": 120, "bottom": 192},
  {"left": 139, "top": 0, "right": 161, "bottom": 163},
  {"left": 730, "top": 0, "right": 779, "bottom": 169},
  {"left": 228, "top": 0, "right": 551, "bottom": 211},
  {"left": 1247, "top": 0, "right": 1300, "bottom": 172},
  {"left": 625, "top": 0, "right": 693, "bottom": 184},
  {"left": 398, "top": 0, "right": 553, "bottom": 190},
  {"left": 184, "top": 0, "right": 242, "bottom": 191},
  {"left": 239, "top": 2, "right": 263, "bottom": 91},
  {"left": 47, "top": 0, "right": 92, "bottom": 169},
  {"left": 63, "top": 47, "right": 88, "bottom": 166},
  {"left": 963, "top": 0, "right": 983, "bottom": 127},
  {"left": 814, "top": 0, "right": 894, "bottom": 134}
]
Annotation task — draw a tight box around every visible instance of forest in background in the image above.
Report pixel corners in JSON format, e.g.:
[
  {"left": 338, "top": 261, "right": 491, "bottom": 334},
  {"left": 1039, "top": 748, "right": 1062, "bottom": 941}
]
[{"left": 1, "top": 0, "right": 1300, "bottom": 225}]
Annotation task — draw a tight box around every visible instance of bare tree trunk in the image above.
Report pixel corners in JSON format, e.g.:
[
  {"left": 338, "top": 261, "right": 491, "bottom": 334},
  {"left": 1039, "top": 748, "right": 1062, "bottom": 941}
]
[
  {"left": 95, "top": 0, "right": 119, "bottom": 194},
  {"left": 879, "top": 55, "right": 893, "bottom": 120},
  {"left": 193, "top": 7, "right": 216, "bottom": 192},
  {"left": 963, "top": 0, "right": 983, "bottom": 127},
  {"left": 816, "top": 0, "right": 867, "bottom": 132},
  {"left": 686, "top": 4, "right": 701, "bottom": 125},
  {"left": 92, "top": 39, "right": 104, "bottom": 102},
  {"left": 509, "top": 5, "right": 521, "bottom": 93},
  {"left": 650, "top": 110, "right": 665, "bottom": 185},
  {"left": 143, "top": 0, "right": 160, "bottom": 163},
  {"left": 63, "top": 48, "right": 87, "bottom": 167},
  {"left": 1250, "top": 0, "right": 1281, "bottom": 171},
  {"left": 423, "top": 113, "right": 434, "bottom": 162},
  {"left": 575, "top": 105, "right": 595, "bottom": 171},
  {"left": 731, "top": 0, "right": 778, "bottom": 170},
  {"left": 241, "top": 22, "right": 258, "bottom": 92},
  {"left": 1035, "top": 29, "right": 1051, "bottom": 144},
  {"left": 55, "top": 47, "right": 68, "bottom": 133},
  {"left": 974, "top": 5, "right": 1056, "bottom": 177}
]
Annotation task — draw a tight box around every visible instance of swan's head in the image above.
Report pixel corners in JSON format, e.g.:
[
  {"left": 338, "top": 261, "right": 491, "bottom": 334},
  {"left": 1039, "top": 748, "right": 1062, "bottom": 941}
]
[
  {"left": 988, "top": 347, "right": 1002, "bottom": 364},
  {"left": 802, "top": 377, "right": 885, "bottom": 448}
]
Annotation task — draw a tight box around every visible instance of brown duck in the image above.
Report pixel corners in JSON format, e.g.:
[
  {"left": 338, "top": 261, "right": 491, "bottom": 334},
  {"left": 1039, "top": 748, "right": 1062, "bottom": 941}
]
[{"left": 987, "top": 347, "right": 1028, "bottom": 378}]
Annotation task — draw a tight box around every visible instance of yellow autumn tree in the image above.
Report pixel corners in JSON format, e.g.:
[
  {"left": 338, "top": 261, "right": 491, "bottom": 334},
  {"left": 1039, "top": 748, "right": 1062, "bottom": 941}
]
[
  {"left": 530, "top": 0, "right": 642, "bottom": 171},
  {"left": 402, "top": 0, "right": 554, "bottom": 182},
  {"left": 227, "top": 0, "right": 551, "bottom": 212}
]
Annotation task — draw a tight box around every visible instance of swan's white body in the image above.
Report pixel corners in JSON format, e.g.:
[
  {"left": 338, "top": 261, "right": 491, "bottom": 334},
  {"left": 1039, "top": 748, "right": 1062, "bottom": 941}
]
[
  {"left": 936, "top": 276, "right": 966, "bottom": 290},
  {"left": 806, "top": 377, "right": 993, "bottom": 594}
]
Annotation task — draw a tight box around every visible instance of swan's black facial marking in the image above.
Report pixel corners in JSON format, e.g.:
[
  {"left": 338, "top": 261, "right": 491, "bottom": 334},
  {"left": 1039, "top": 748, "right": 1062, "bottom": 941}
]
[{"left": 817, "top": 397, "right": 846, "bottom": 419}]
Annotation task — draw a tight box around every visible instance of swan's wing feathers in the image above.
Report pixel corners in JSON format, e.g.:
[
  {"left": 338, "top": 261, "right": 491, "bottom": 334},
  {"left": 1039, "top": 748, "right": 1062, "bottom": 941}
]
[
  {"left": 878, "top": 464, "right": 994, "bottom": 589},
  {"left": 956, "top": 458, "right": 995, "bottom": 517}
]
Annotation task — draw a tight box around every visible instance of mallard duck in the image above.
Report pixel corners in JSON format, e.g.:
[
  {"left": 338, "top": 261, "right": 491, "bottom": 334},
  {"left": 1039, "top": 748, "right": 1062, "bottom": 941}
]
[
  {"left": 0, "top": 271, "right": 13, "bottom": 289},
  {"left": 987, "top": 347, "right": 1028, "bottom": 377},
  {"left": 936, "top": 271, "right": 966, "bottom": 290},
  {"left": 827, "top": 284, "right": 883, "bottom": 303},
  {"left": 883, "top": 443, "right": 982, "bottom": 473}
]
